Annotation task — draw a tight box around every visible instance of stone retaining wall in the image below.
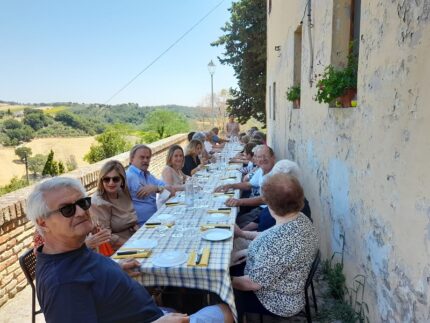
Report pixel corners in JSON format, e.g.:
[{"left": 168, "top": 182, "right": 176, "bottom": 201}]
[{"left": 0, "top": 133, "right": 188, "bottom": 308}]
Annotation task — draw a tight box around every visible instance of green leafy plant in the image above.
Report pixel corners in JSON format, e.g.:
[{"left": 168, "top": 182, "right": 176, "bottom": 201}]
[
  {"left": 286, "top": 85, "right": 301, "bottom": 102},
  {"left": 315, "top": 51, "right": 358, "bottom": 105}
]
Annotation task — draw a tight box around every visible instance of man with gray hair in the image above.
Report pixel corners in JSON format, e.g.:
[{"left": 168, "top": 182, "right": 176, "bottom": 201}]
[
  {"left": 126, "top": 144, "right": 175, "bottom": 225},
  {"left": 28, "top": 177, "right": 232, "bottom": 323},
  {"left": 214, "top": 145, "right": 276, "bottom": 227}
]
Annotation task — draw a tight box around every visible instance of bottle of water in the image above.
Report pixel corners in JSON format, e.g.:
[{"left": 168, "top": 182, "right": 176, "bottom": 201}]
[{"left": 185, "top": 178, "right": 194, "bottom": 207}]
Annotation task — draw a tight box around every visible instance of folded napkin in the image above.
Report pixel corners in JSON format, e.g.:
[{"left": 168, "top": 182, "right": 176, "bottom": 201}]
[
  {"left": 187, "top": 250, "right": 197, "bottom": 266},
  {"left": 207, "top": 209, "right": 231, "bottom": 214},
  {"left": 165, "top": 202, "right": 183, "bottom": 207},
  {"left": 200, "top": 224, "right": 231, "bottom": 231},
  {"left": 145, "top": 222, "right": 174, "bottom": 228},
  {"left": 213, "top": 192, "right": 234, "bottom": 196},
  {"left": 197, "top": 247, "right": 211, "bottom": 267},
  {"left": 112, "top": 250, "right": 152, "bottom": 259}
]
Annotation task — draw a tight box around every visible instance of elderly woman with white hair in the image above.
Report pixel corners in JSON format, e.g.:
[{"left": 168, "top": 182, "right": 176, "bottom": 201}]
[{"left": 231, "top": 159, "right": 312, "bottom": 267}]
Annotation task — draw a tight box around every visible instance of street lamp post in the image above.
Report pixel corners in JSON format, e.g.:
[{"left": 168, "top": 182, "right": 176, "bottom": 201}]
[{"left": 207, "top": 60, "right": 216, "bottom": 127}]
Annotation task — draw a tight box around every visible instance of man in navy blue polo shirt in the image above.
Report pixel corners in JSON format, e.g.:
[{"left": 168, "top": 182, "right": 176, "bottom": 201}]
[{"left": 27, "top": 177, "right": 232, "bottom": 323}]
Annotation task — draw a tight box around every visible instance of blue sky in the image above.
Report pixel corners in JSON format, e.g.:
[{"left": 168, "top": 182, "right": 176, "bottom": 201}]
[{"left": 0, "top": 0, "right": 236, "bottom": 106}]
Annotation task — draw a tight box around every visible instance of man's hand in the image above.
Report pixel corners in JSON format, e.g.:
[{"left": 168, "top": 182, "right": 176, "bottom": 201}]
[
  {"left": 137, "top": 185, "right": 158, "bottom": 198},
  {"left": 85, "top": 228, "right": 111, "bottom": 249},
  {"left": 214, "top": 184, "right": 231, "bottom": 193},
  {"left": 225, "top": 198, "right": 242, "bottom": 207},
  {"left": 153, "top": 313, "right": 190, "bottom": 323},
  {"left": 119, "top": 259, "right": 141, "bottom": 278}
]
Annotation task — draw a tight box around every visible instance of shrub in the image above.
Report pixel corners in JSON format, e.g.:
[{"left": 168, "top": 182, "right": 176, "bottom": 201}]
[{"left": 286, "top": 84, "right": 301, "bottom": 102}]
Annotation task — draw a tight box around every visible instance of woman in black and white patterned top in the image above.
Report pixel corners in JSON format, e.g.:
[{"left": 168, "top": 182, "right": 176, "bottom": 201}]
[{"left": 232, "top": 173, "right": 318, "bottom": 319}]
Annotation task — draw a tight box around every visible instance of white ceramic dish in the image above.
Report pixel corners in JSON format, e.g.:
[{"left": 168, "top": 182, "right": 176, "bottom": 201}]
[
  {"left": 222, "top": 178, "right": 236, "bottom": 184},
  {"left": 152, "top": 251, "right": 188, "bottom": 267},
  {"left": 156, "top": 213, "right": 175, "bottom": 221},
  {"left": 202, "top": 228, "right": 232, "bottom": 241},
  {"left": 125, "top": 239, "right": 158, "bottom": 249},
  {"left": 207, "top": 213, "right": 229, "bottom": 221}
]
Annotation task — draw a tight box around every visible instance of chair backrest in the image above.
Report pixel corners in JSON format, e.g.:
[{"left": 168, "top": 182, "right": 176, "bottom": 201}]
[
  {"left": 305, "top": 250, "right": 321, "bottom": 289},
  {"left": 19, "top": 249, "right": 37, "bottom": 288}
]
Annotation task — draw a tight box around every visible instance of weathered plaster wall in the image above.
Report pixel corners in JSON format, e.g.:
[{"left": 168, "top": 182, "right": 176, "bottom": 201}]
[{"left": 267, "top": 1, "right": 430, "bottom": 321}]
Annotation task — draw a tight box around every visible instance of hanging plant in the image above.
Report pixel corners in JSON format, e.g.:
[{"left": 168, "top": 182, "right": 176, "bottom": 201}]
[{"left": 286, "top": 84, "right": 301, "bottom": 108}]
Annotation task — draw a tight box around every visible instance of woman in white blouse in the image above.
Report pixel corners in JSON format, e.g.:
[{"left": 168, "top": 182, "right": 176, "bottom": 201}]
[{"left": 161, "top": 144, "right": 188, "bottom": 190}]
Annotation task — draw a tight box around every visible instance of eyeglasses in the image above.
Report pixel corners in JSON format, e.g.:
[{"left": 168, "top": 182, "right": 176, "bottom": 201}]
[
  {"left": 46, "top": 197, "right": 92, "bottom": 218},
  {"left": 102, "top": 176, "right": 121, "bottom": 184}
]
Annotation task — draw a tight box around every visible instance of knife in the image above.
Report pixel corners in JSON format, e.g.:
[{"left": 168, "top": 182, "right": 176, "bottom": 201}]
[
  {"left": 195, "top": 248, "right": 204, "bottom": 265},
  {"left": 117, "top": 250, "right": 140, "bottom": 255}
]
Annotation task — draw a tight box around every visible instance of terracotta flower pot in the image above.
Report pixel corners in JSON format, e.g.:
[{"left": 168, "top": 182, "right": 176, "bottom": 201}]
[
  {"left": 293, "top": 98, "right": 300, "bottom": 109},
  {"left": 339, "top": 88, "right": 357, "bottom": 108}
]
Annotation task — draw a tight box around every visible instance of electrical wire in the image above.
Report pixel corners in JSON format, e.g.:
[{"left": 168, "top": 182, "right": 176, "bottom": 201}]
[{"left": 104, "top": 0, "right": 226, "bottom": 104}]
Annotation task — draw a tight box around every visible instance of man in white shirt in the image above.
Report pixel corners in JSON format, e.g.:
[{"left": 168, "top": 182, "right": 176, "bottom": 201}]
[{"left": 214, "top": 145, "right": 276, "bottom": 227}]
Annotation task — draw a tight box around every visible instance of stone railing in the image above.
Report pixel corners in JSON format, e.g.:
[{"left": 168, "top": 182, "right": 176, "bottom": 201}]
[{"left": 0, "top": 133, "right": 188, "bottom": 308}]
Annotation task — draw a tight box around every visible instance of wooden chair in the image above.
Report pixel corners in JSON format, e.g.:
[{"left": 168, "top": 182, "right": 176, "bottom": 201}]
[{"left": 19, "top": 248, "right": 43, "bottom": 323}]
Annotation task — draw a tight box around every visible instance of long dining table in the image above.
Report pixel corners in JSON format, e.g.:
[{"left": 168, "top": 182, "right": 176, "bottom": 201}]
[{"left": 115, "top": 142, "right": 244, "bottom": 320}]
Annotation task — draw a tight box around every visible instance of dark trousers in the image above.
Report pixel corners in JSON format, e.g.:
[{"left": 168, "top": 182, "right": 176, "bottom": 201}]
[{"left": 230, "top": 262, "right": 273, "bottom": 321}]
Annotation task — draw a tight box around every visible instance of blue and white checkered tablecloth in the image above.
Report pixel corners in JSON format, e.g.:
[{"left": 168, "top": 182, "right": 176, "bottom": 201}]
[{"left": 123, "top": 144, "right": 244, "bottom": 321}]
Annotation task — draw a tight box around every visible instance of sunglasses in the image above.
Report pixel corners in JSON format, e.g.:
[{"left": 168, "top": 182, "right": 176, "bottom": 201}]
[
  {"left": 102, "top": 176, "right": 121, "bottom": 184},
  {"left": 47, "top": 197, "right": 92, "bottom": 218}
]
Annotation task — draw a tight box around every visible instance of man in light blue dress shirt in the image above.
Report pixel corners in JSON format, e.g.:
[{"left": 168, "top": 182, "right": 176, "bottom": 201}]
[{"left": 126, "top": 144, "right": 175, "bottom": 225}]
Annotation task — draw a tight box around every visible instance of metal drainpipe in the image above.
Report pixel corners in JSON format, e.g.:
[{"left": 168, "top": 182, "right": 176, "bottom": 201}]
[{"left": 307, "top": 0, "right": 314, "bottom": 87}]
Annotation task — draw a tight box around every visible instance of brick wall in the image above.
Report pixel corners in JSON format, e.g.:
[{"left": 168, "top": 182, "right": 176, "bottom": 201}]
[{"left": 0, "top": 133, "right": 188, "bottom": 308}]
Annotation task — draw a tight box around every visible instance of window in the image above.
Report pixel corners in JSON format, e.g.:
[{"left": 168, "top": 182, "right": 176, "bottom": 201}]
[
  {"left": 293, "top": 25, "right": 302, "bottom": 108},
  {"left": 268, "top": 85, "right": 272, "bottom": 120},
  {"left": 268, "top": 0, "right": 272, "bottom": 14},
  {"left": 273, "top": 82, "right": 276, "bottom": 121}
]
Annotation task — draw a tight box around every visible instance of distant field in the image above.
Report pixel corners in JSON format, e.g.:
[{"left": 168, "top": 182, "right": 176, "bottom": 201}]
[
  {"left": 0, "top": 104, "right": 55, "bottom": 113},
  {"left": 43, "top": 106, "right": 67, "bottom": 115},
  {"left": 0, "top": 136, "right": 95, "bottom": 186}
]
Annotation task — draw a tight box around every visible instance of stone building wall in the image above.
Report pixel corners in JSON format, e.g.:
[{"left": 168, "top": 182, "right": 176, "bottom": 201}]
[
  {"left": 0, "top": 133, "right": 188, "bottom": 308},
  {"left": 267, "top": 1, "right": 430, "bottom": 321}
]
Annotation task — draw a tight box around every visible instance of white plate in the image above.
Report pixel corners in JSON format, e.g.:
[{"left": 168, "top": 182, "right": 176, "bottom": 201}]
[
  {"left": 222, "top": 178, "right": 236, "bottom": 184},
  {"left": 202, "top": 228, "right": 232, "bottom": 241},
  {"left": 125, "top": 239, "right": 158, "bottom": 249},
  {"left": 156, "top": 213, "right": 175, "bottom": 221},
  {"left": 152, "top": 251, "right": 188, "bottom": 267},
  {"left": 207, "top": 213, "right": 229, "bottom": 221},
  {"left": 214, "top": 195, "right": 229, "bottom": 203}
]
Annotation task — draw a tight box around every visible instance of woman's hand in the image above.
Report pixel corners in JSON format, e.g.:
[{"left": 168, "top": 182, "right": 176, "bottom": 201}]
[{"left": 85, "top": 228, "right": 111, "bottom": 249}]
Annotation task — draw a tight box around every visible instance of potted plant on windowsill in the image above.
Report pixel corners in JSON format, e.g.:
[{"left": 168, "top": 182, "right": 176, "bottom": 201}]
[
  {"left": 315, "top": 52, "right": 357, "bottom": 108},
  {"left": 286, "top": 84, "right": 301, "bottom": 109}
]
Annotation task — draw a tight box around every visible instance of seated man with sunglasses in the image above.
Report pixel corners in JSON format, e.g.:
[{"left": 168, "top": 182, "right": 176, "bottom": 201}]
[{"left": 27, "top": 177, "right": 232, "bottom": 323}]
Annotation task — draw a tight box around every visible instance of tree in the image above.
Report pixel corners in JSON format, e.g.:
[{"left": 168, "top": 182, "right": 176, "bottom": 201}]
[
  {"left": 58, "top": 161, "right": 65, "bottom": 174},
  {"left": 28, "top": 154, "right": 48, "bottom": 175},
  {"left": 0, "top": 177, "right": 28, "bottom": 197},
  {"left": 15, "top": 147, "right": 32, "bottom": 162},
  {"left": 142, "top": 109, "right": 189, "bottom": 139},
  {"left": 84, "top": 128, "right": 132, "bottom": 164},
  {"left": 23, "top": 109, "right": 49, "bottom": 131},
  {"left": 211, "top": 0, "right": 267, "bottom": 125},
  {"left": 65, "top": 155, "right": 78, "bottom": 171},
  {"left": 42, "top": 150, "right": 55, "bottom": 176}
]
